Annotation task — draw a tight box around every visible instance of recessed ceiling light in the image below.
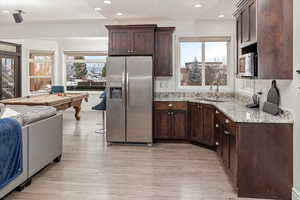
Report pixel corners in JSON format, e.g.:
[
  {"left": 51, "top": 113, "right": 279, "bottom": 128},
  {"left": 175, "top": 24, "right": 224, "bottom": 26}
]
[
  {"left": 104, "top": 0, "right": 111, "bottom": 4},
  {"left": 194, "top": 4, "right": 203, "bottom": 8},
  {"left": 95, "top": 7, "right": 102, "bottom": 11},
  {"left": 218, "top": 14, "right": 225, "bottom": 18},
  {"left": 116, "top": 12, "right": 123, "bottom": 16},
  {"left": 2, "top": 10, "right": 10, "bottom": 14}
]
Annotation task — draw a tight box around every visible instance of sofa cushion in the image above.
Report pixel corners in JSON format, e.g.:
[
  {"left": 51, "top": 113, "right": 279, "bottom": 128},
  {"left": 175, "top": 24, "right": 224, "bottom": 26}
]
[{"left": 6, "top": 105, "right": 57, "bottom": 125}]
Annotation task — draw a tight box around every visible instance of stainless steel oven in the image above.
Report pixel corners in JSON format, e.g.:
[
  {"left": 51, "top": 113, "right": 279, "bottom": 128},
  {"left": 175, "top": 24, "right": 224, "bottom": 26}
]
[{"left": 238, "top": 53, "right": 257, "bottom": 77}]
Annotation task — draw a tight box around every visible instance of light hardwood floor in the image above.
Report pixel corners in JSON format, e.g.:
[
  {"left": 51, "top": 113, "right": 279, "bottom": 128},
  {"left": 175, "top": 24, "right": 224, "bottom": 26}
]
[{"left": 5, "top": 111, "right": 266, "bottom": 200}]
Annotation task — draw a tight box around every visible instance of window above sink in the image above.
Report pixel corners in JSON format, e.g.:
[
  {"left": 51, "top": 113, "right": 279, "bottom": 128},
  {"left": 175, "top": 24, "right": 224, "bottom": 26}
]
[{"left": 178, "top": 37, "right": 231, "bottom": 90}]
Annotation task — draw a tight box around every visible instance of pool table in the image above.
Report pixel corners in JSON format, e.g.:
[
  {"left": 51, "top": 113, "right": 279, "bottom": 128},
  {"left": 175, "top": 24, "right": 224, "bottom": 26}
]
[{"left": 0, "top": 93, "right": 89, "bottom": 120}]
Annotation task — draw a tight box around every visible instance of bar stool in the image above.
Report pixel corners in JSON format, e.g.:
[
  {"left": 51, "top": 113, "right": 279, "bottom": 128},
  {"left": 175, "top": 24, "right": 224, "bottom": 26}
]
[
  {"left": 50, "top": 85, "right": 65, "bottom": 94},
  {"left": 92, "top": 92, "right": 106, "bottom": 134}
]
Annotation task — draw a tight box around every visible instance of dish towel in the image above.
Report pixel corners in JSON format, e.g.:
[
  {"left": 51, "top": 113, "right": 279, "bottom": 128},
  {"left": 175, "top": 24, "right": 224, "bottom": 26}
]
[{"left": 0, "top": 118, "right": 23, "bottom": 190}]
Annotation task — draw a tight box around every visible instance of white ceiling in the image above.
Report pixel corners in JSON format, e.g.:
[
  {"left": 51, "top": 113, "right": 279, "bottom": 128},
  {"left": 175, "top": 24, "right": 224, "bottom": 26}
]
[{"left": 0, "top": 0, "right": 234, "bottom": 24}]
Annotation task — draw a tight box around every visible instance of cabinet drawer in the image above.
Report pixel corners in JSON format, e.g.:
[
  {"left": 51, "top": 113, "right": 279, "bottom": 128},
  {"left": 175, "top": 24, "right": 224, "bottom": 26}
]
[{"left": 155, "top": 101, "right": 187, "bottom": 111}]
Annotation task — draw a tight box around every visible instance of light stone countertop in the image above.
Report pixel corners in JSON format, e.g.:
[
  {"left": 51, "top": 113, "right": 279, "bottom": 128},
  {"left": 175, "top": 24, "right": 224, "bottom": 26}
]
[{"left": 154, "top": 97, "right": 294, "bottom": 124}]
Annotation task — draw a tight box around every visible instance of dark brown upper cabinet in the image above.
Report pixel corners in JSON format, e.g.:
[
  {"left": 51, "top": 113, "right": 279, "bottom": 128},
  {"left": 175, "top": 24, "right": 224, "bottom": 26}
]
[
  {"left": 249, "top": 1, "right": 257, "bottom": 44},
  {"left": 106, "top": 24, "right": 156, "bottom": 56},
  {"left": 234, "top": 0, "right": 293, "bottom": 79},
  {"left": 239, "top": 0, "right": 256, "bottom": 48},
  {"left": 154, "top": 27, "right": 175, "bottom": 76},
  {"left": 106, "top": 25, "right": 175, "bottom": 77},
  {"left": 107, "top": 29, "right": 131, "bottom": 55},
  {"left": 257, "top": 0, "right": 293, "bottom": 79},
  {"left": 241, "top": 7, "right": 250, "bottom": 44}
]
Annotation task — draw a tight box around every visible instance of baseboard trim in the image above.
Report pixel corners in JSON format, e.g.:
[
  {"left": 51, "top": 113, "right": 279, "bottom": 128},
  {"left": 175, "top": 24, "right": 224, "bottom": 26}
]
[{"left": 293, "top": 188, "right": 300, "bottom": 200}]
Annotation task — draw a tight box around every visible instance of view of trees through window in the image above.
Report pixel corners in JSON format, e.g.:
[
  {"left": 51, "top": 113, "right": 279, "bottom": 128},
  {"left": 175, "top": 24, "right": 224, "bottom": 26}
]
[
  {"left": 65, "top": 54, "right": 106, "bottom": 91},
  {"left": 180, "top": 39, "right": 228, "bottom": 87}
]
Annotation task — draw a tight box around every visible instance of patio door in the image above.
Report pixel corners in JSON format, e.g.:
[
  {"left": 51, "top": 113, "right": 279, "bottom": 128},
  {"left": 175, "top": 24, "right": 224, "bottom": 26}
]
[{"left": 0, "top": 55, "right": 20, "bottom": 99}]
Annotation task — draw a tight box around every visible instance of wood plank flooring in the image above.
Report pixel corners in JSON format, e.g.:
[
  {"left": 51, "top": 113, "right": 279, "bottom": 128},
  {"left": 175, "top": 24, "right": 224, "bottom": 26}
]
[{"left": 4, "top": 111, "right": 266, "bottom": 200}]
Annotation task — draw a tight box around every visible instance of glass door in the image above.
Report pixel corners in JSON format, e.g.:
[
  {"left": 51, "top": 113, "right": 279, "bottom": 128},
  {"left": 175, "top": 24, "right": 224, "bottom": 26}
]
[{"left": 0, "top": 56, "right": 18, "bottom": 99}]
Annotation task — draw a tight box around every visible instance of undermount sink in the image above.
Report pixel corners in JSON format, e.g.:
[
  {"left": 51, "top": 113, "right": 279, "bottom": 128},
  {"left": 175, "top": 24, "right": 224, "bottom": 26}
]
[{"left": 195, "top": 97, "right": 228, "bottom": 103}]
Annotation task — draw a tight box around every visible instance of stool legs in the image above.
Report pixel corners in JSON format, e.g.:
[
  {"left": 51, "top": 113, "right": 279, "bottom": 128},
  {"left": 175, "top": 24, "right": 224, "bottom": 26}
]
[{"left": 95, "top": 111, "right": 106, "bottom": 134}]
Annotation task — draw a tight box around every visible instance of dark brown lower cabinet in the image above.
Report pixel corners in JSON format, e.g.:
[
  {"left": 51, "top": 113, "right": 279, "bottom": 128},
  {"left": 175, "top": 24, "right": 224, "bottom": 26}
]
[
  {"left": 173, "top": 110, "right": 187, "bottom": 139},
  {"left": 202, "top": 105, "right": 215, "bottom": 146},
  {"left": 189, "top": 103, "right": 215, "bottom": 147},
  {"left": 215, "top": 122, "right": 223, "bottom": 157},
  {"left": 154, "top": 102, "right": 187, "bottom": 140},
  {"left": 221, "top": 129, "right": 230, "bottom": 169},
  {"left": 214, "top": 110, "right": 292, "bottom": 200},
  {"left": 189, "top": 103, "right": 203, "bottom": 143},
  {"left": 154, "top": 110, "right": 172, "bottom": 139}
]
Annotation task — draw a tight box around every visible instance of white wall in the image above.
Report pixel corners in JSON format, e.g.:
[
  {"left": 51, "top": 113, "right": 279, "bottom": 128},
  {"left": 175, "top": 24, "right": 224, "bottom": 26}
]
[{"left": 1, "top": 39, "right": 60, "bottom": 96}]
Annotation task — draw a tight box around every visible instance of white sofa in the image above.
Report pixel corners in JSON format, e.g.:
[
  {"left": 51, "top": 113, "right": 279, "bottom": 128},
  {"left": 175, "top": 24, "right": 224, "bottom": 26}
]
[{"left": 0, "top": 107, "right": 63, "bottom": 199}]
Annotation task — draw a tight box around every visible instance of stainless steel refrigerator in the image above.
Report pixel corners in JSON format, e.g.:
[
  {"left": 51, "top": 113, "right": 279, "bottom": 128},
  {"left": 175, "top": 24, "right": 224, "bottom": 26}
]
[{"left": 106, "top": 56, "right": 153, "bottom": 144}]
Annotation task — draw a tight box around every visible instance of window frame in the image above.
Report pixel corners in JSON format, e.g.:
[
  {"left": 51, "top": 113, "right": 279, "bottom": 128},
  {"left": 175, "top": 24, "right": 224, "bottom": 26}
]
[
  {"left": 63, "top": 51, "right": 107, "bottom": 92},
  {"left": 176, "top": 36, "right": 233, "bottom": 91},
  {"left": 28, "top": 50, "right": 54, "bottom": 93}
]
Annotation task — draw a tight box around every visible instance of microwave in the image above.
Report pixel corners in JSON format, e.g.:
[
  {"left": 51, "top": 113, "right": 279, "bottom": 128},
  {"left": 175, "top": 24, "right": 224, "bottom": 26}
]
[{"left": 238, "top": 53, "right": 257, "bottom": 77}]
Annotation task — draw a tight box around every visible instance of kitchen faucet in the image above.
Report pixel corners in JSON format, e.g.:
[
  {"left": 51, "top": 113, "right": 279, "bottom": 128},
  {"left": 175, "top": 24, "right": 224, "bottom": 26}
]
[{"left": 210, "top": 81, "right": 220, "bottom": 98}]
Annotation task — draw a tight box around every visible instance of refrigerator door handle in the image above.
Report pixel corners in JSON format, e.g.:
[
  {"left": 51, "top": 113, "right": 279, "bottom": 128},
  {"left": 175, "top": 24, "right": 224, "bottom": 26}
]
[
  {"left": 122, "top": 72, "right": 125, "bottom": 106},
  {"left": 126, "top": 72, "right": 129, "bottom": 107}
]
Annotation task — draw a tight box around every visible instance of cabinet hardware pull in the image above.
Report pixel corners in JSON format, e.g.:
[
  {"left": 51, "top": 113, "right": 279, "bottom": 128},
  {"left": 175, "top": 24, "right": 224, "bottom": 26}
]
[
  {"left": 224, "top": 131, "right": 230, "bottom": 135},
  {"left": 225, "top": 119, "right": 230, "bottom": 124},
  {"left": 216, "top": 124, "right": 220, "bottom": 128},
  {"left": 168, "top": 104, "right": 173, "bottom": 107},
  {"left": 216, "top": 142, "right": 219, "bottom": 146}
]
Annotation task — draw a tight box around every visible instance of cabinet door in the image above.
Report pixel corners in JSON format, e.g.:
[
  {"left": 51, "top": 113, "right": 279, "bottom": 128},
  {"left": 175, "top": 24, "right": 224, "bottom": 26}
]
[
  {"left": 108, "top": 30, "right": 130, "bottom": 55},
  {"left": 242, "top": 7, "right": 250, "bottom": 43},
  {"left": 154, "top": 110, "right": 172, "bottom": 139},
  {"left": 202, "top": 105, "right": 215, "bottom": 146},
  {"left": 236, "top": 15, "right": 242, "bottom": 73},
  {"left": 190, "top": 104, "right": 203, "bottom": 142},
  {"left": 249, "top": 1, "right": 257, "bottom": 43},
  {"left": 173, "top": 111, "right": 187, "bottom": 140},
  {"left": 222, "top": 131, "right": 230, "bottom": 168},
  {"left": 229, "top": 134, "right": 237, "bottom": 186},
  {"left": 131, "top": 30, "right": 154, "bottom": 55},
  {"left": 215, "top": 121, "right": 223, "bottom": 157},
  {"left": 154, "top": 28, "right": 174, "bottom": 76},
  {"left": 257, "top": 0, "right": 293, "bottom": 79}
]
